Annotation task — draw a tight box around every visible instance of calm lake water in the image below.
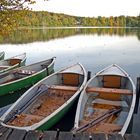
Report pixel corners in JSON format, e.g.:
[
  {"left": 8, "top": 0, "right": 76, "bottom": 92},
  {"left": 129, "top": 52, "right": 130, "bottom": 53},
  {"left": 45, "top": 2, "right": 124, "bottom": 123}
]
[{"left": 0, "top": 27, "right": 140, "bottom": 135}]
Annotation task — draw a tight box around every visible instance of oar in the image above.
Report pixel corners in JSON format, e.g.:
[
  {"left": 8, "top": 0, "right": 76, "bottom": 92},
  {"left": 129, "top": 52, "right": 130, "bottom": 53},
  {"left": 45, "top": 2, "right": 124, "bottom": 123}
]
[
  {"left": 5, "top": 84, "right": 49, "bottom": 123},
  {"left": 16, "top": 84, "right": 49, "bottom": 114},
  {"left": 73, "top": 108, "right": 121, "bottom": 133}
]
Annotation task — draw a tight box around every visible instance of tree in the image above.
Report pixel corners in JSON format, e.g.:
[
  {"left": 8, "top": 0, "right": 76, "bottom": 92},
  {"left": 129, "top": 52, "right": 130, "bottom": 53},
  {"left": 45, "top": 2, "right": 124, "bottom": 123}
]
[{"left": 0, "top": 0, "right": 35, "bottom": 35}]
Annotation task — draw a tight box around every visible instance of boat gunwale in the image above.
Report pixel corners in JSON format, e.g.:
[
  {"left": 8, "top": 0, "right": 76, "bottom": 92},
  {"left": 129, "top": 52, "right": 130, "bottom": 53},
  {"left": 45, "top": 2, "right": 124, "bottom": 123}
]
[
  {"left": 0, "top": 63, "right": 87, "bottom": 131},
  {"left": 0, "top": 53, "right": 26, "bottom": 63},
  {"left": 74, "top": 64, "right": 136, "bottom": 136},
  {"left": 0, "top": 53, "right": 27, "bottom": 73},
  {"left": 0, "top": 57, "right": 55, "bottom": 87}
]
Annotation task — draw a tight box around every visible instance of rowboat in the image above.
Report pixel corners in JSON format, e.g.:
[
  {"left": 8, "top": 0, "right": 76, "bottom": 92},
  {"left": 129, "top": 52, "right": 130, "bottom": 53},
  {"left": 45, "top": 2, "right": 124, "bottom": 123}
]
[
  {"left": 0, "top": 52, "right": 5, "bottom": 60},
  {"left": 0, "top": 63, "right": 87, "bottom": 131},
  {"left": 0, "top": 57, "right": 56, "bottom": 97},
  {"left": 0, "top": 53, "right": 26, "bottom": 74},
  {"left": 73, "top": 64, "right": 136, "bottom": 136}
]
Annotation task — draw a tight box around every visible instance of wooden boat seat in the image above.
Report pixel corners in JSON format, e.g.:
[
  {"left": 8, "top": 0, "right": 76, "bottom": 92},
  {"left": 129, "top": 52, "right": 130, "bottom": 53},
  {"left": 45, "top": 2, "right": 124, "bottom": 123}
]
[
  {"left": 86, "top": 87, "right": 132, "bottom": 95},
  {"left": 48, "top": 85, "right": 78, "bottom": 95},
  {"left": 92, "top": 99, "right": 129, "bottom": 112},
  {"left": 49, "top": 85, "right": 78, "bottom": 92},
  {"left": 62, "top": 73, "right": 79, "bottom": 86},
  {"left": 9, "top": 58, "right": 21, "bottom": 65},
  {"left": 92, "top": 98, "right": 128, "bottom": 107},
  {"left": 94, "top": 123, "right": 122, "bottom": 133}
]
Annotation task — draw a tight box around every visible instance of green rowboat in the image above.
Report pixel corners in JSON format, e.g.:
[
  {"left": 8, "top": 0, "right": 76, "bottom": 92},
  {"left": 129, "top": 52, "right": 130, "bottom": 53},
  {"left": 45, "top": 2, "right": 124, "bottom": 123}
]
[
  {"left": 0, "top": 57, "right": 56, "bottom": 96},
  {"left": 0, "top": 53, "right": 26, "bottom": 74},
  {"left": 0, "top": 52, "right": 5, "bottom": 60},
  {"left": 0, "top": 63, "right": 87, "bottom": 131}
]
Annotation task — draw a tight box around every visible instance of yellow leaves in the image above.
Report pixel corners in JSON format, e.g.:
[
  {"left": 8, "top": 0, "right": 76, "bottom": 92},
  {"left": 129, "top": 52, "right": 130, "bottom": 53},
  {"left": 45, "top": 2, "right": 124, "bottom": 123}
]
[{"left": 6, "top": 18, "right": 10, "bottom": 20}]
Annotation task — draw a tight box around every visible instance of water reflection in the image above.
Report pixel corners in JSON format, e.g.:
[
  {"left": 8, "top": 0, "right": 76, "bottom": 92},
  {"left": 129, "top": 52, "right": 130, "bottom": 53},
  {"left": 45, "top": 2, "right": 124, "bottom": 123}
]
[
  {"left": 0, "top": 27, "right": 140, "bottom": 44},
  {"left": 0, "top": 28, "right": 140, "bottom": 135},
  {"left": 0, "top": 34, "right": 140, "bottom": 82}
]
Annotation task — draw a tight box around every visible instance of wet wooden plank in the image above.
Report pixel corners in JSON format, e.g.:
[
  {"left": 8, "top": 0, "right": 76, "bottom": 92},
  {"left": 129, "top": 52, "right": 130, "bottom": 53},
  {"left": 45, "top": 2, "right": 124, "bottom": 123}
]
[
  {"left": 0, "top": 126, "right": 9, "bottom": 133},
  {"left": 86, "top": 87, "right": 132, "bottom": 95},
  {"left": 108, "top": 134, "right": 124, "bottom": 140},
  {"left": 24, "top": 131, "right": 42, "bottom": 140},
  {"left": 74, "top": 133, "right": 90, "bottom": 140},
  {"left": 124, "top": 134, "right": 140, "bottom": 140},
  {"left": 49, "top": 85, "right": 78, "bottom": 92},
  {"left": 58, "top": 132, "right": 73, "bottom": 140},
  {"left": 7, "top": 129, "right": 26, "bottom": 140},
  {"left": 91, "top": 133, "right": 106, "bottom": 140},
  {"left": 0, "top": 128, "right": 12, "bottom": 140},
  {"left": 0, "top": 127, "right": 139, "bottom": 140},
  {"left": 41, "top": 131, "right": 57, "bottom": 140}
]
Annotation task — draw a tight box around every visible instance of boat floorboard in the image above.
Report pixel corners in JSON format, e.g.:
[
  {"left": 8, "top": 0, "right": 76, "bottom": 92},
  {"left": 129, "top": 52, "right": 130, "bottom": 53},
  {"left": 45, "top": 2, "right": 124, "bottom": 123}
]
[
  {"left": 79, "top": 96, "right": 125, "bottom": 133},
  {"left": 7, "top": 87, "right": 76, "bottom": 127}
]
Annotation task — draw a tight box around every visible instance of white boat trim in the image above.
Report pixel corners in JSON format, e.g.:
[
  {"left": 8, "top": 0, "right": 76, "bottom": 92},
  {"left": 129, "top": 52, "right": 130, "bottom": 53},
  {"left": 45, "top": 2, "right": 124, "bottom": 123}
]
[
  {"left": 74, "top": 64, "right": 136, "bottom": 136},
  {"left": 0, "top": 53, "right": 27, "bottom": 73},
  {"left": 0, "top": 63, "right": 87, "bottom": 131},
  {"left": 0, "top": 57, "right": 56, "bottom": 87}
]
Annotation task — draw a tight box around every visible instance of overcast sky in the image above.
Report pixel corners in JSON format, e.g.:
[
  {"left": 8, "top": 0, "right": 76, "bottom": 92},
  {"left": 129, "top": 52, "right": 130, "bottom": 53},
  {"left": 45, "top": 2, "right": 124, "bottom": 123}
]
[{"left": 30, "top": 0, "right": 140, "bottom": 17}]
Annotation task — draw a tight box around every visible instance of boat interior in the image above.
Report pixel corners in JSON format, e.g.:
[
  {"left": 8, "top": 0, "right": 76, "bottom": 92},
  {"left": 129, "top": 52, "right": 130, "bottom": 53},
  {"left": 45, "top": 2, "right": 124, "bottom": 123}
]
[
  {"left": 6, "top": 72, "right": 84, "bottom": 127},
  {"left": 0, "top": 58, "right": 22, "bottom": 71},
  {"left": 0, "top": 60, "right": 53, "bottom": 85},
  {"left": 8, "top": 58, "right": 22, "bottom": 66},
  {"left": 78, "top": 75, "right": 133, "bottom": 133},
  {"left": 0, "top": 69, "right": 36, "bottom": 85}
]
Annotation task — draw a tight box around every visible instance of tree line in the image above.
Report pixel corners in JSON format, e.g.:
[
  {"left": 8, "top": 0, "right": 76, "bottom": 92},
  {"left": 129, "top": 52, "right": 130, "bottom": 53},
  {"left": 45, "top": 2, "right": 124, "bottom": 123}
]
[
  {"left": 1, "top": 10, "right": 140, "bottom": 36},
  {"left": 16, "top": 11, "right": 140, "bottom": 27}
]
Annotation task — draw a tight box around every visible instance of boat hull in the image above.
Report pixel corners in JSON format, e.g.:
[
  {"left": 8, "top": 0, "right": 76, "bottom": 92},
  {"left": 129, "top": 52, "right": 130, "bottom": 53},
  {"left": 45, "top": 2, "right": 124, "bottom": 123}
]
[
  {"left": 74, "top": 64, "right": 136, "bottom": 136},
  {"left": 0, "top": 55, "right": 26, "bottom": 74},
  {"left": 0, "top": 65, "right": 54, "bottom": 96},
  {"left": 0, "top": 63, "right": 87, "bottom": 131}
]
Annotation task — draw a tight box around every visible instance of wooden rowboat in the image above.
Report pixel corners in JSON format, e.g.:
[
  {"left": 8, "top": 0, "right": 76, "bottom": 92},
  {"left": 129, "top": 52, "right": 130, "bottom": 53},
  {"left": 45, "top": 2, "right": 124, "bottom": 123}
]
[
  {"left": 0, "top": 53, "right": 26, "bottom": 74},
  {"left": 0, "top": 63, "right": 87, "bottom": 131},
  {"left": 73, "top": 64, "right": 136, "bottom": 136},
  {"left": 0, "top": 57, "right": 55, "bottom": 97},
  {"left": 0, "top": 52, "right": 5, "bottom": 60}
]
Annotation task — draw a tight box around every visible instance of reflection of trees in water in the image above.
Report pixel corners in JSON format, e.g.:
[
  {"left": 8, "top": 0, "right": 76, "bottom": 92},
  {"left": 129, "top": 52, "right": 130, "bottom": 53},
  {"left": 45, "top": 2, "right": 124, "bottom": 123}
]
[
  {"left": 0, "top": 28, "right": 140, "bottom": 44},
  {"left": 136, "top": 29, "right": 140, "bottom": 41}
]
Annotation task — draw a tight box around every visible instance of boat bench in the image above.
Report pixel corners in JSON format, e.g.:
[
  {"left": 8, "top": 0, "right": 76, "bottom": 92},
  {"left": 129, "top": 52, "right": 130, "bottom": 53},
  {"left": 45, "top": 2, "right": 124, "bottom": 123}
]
[
  {"left": 92, "top": 98, "right": 129, "bottom": 112},
  {"left": 86, "top": 87, "right": 133, "bottom": 95},
  {"left": 50, "top": 86, "right": 133, "bottom": 95},
  {"left": 9, "top": 58, "right": 21, "bottom": 66},
  {"left": 95, "top": 123, "right": 122, "bottom": 133},
  {"left": 49, "top": 85, "right": 78, "bottom": 91},
  {"left": 48, "top": 85, "right": 78, "bottom": 95}
]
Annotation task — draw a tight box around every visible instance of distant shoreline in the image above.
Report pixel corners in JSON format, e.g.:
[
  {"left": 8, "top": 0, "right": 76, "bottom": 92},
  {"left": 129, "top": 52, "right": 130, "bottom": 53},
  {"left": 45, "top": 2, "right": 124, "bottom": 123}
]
[{"left": 19, "top": 26, "right": 139, "bottom": 29}]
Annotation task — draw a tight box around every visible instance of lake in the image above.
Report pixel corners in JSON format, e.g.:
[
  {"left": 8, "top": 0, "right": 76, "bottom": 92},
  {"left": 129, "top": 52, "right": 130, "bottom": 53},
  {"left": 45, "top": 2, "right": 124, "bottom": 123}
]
[{"left": 0, "top": 27, "right": 140, "bottom": 135}]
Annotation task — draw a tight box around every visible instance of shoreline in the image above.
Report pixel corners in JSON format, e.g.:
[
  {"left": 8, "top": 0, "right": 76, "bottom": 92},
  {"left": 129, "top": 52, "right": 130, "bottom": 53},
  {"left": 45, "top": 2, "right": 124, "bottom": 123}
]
[{"left": 18, "top": 26, "right": 139, "bottom": 30}]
